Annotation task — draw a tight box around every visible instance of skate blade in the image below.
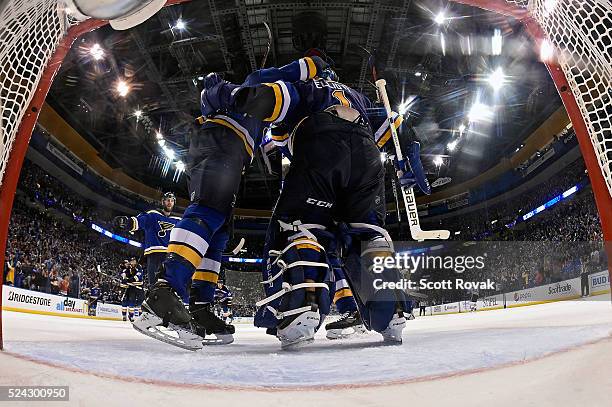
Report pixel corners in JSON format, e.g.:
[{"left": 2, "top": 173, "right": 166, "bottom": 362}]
[
  {"left": 202, "top": 333, "right": 234, "bottom": 345},
  {"left": 326, "top": 325, "right": 368, "bottom": 340},
  {"left": 132, "top": 312, "right": 204, "bottom": 351}
]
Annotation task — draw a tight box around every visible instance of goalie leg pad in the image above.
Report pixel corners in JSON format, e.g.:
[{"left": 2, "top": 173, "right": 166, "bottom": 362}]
[
  {"left": 255, "top": 221, "right": 332, "bottom": 331},
  {"left": 339, "top": 223, "right": 411, "bottom": 334}
]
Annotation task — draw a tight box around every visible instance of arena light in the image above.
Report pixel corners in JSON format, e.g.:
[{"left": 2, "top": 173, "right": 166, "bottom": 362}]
[
  {"left": 540, "top": 40, "right": 554, "bottom": 62},
  {"left": 175, "top": 160, "right": 185, "bottom": 171},
  {"left": 433, "top": 156, "right": 444, "bottom": 166},
  {"left": 89, "top": 43, "right": 104, "bottom": 60},
  {"left": 116, "top": 80, "right": 129, "bottom": 97},
  {"left": 447, "top": 140, "right": 458, "bottom": 151},
  {"left": 163, "top": 146, "right": 175, "bottom": 160},
  {"left": 380, "top": 152, "right": 388, "bottom": 162},
  {"left": 414, "top": 71, "right": 422, "bottom": 77},
  {"left": 544, "top": 0, "right": 558, "bottom": 16},
  {"left": 155, "top": 131, "right": 163, "bottom": 140},
  {"left": 434, "top": 11, "right": 446, "bottom": 25},
  {"left": 487, "top": 67, "right": 506, "bottom": 91},
  {"left": 398, "top": 95, "right": 417, "bottom": 115},
  {"left": 134, "top": 109, "right": 143, "bottom": 119},
  {"left": 197, "top": 75, "right": 204, "bottom": 80},
  {"left": 468, "top": 102, "right": 493, "bottom": 122},
  {"left": 491, "top": 29, "right": 503, "bottom": 55},
  {"left": 458, "top": 123, "right": 466, "bottom": 134},
  {"left": 175, "top": 18, "right": 186, "bottom": 30},
  {"left": 157, "top": 139, "right": 165, "bottom": 147},
  {"left": 440, "top": 33, "right": 446, "bottom": 56}
]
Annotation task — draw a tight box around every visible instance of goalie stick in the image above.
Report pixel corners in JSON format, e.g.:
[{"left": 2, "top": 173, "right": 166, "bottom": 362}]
[{"left": 375, "top": 79, "right": 450, "bottom": 241}]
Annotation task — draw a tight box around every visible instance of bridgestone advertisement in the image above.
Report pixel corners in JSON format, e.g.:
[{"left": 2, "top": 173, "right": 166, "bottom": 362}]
[{"left": 3, "top": 287, "right": 89, "bottom": 316}]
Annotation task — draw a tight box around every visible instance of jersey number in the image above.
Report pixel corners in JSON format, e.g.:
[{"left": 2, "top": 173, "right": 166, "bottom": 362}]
[{"left": 332, "top": 90, "right": 351, "bottom": 107}]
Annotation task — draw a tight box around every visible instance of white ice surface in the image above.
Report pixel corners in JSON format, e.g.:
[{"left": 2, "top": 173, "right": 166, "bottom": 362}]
[{"left": 3, "top": 296, "right": 612, "bottom": 389}]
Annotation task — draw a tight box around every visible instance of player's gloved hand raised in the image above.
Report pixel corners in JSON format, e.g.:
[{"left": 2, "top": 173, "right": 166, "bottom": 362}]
[
  {"left": 394, "top": 141, "right": 431, "bottom": 195},
  {"left": 203, "top": 72, "right": 223, "bottom": 89},
  {"left": 309, "top": 55, "right": 330, "bottom": 77},
  {"left": 113, "top": 216, "right": 131, "bottom": 230}
]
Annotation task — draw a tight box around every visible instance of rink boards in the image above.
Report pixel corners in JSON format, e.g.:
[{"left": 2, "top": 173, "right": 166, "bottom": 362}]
[{"left": 2, "top": 270, "right": 609, "bottom": 321}]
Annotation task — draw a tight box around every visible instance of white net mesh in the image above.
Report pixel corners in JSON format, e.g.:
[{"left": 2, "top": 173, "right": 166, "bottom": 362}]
[
  {"left": 523, "top": 0, "right": 612, "bottom": 198},
  {"left": 0, "top": 0, "right": 68, "bottom": 188}
]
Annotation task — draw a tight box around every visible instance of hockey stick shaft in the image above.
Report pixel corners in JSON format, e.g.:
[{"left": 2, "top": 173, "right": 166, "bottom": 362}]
[
  {"left": 375, "top": 79, "right": 450, "bottom": 240},
  {"left": 260, "top": 22, "right": 272, "bottom": 69}
]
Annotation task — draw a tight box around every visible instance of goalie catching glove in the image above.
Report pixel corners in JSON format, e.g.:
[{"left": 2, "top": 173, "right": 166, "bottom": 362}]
[{"left": 394, "top": 141, "right": 431, "bottom": 195}]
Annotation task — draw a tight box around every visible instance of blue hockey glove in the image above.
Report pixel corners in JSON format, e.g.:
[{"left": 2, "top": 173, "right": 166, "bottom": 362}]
[{"left": 394, "top": 141, "right": 431, "bottom": 195}]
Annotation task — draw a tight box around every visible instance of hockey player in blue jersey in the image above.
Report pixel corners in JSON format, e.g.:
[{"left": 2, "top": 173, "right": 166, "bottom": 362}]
[
  {"left": 87, "top": 284, "right": 101, "bottom": 317},
  {"left": 202, "top": 63, "right": 430, "bottom": 347},
  {"left": 132, "top": 56, "right": 332, "bottom": 350},
  {"left": 114, "top": 192, "right": 180, "bottom": 286},
  {"left": 120, "top": 258, "right": 144, "bottom": 322},
  {"left": 214, "top": 279, "right": 234, "bottom": 324}
]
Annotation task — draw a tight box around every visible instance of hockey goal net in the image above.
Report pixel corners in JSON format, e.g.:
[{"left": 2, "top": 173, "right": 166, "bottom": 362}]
[{"left": 0, "top": 0, "right": 611, "bottom": 350}]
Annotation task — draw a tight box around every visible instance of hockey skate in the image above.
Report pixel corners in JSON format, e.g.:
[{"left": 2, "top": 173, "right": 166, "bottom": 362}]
[
  {"left": 132, "top": 280, "right": 204, "bottom": 351},
  {"left": 276, "top": 304, "right": 321, "bottom": 350},
  {"left": 190, "top": 303, "right": 235, "bottom": 345},
  {"left": 379, "top": 313, "right": 406, "bottom": 344},
  {"left": 325, "top": 310, "right": 367, "bottom": 340}
]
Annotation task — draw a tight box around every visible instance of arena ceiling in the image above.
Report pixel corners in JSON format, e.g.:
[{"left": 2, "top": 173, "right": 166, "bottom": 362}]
[{"left": 46, "top": 0, "right": 562, "bottom": 210}]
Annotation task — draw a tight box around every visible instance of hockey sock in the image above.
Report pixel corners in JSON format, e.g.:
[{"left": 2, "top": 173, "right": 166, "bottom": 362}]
[
  {"left": 191, "top": 226, "right": 227, "bottom": 304},
  {"left": 164, "top": 204, "right": 225, "bottom": 301},
  {"left": 335, "top": 293, "right": 358, "bottom": 314}
]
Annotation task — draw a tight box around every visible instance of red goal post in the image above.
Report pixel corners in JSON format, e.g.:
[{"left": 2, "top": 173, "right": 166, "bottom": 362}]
[{"left": 0, "top": 0, "right": 610, "bottom": 350}]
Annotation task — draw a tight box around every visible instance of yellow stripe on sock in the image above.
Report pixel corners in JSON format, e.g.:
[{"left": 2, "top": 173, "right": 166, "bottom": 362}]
[
  {"left": 333, "top": 288, "right": 353, "bottom": 303},
  {"left": 192, "top": 271, "right": 219, "bottom": 284},
  {"left": 167, "top": 243, "right": 202, "bottom": 268}
]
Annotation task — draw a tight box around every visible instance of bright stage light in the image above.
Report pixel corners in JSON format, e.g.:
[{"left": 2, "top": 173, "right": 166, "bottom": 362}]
[
  {"left": 492, "top": 29, "right": 503, "bottom": 55},
  {"left": 540, "top": 40, "right": 554, "bottom": 62},
  {"left": 175, "top": 19, "right": 186, "bottom": 30},
  {"left": 90, "top": 43, "right": 104, "bottom": 60},
  {"left": 487, "top": 67, "right": 506, "bottom": 91},
  {"left": 155, "top": 132, "right": 163, "bottom": 140},
  {"left": 116, "top": 80, "right": 129, "bottom": 97},
  {"left": 458, "top": 123, "right": 466, "bottom": 134},
  {"left": 447, "top": 140, "right": 458, "bottom": 151},
  {"left": 175, "top": 161, "right": 185, "bottom": 171},
  {"left": 433, "top": 156, "right": 444, "bottom": 166},
  {"left": 434, "top": 12, "right": 446, "bottom": 25},
  {"left": 468, "top": 102, "right": 493, "bottom": 122}
]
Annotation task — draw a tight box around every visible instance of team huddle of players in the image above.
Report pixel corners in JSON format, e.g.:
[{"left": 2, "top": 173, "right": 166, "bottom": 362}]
[{"left": 114, "top": 52, "right": 431, "bottom": 351}]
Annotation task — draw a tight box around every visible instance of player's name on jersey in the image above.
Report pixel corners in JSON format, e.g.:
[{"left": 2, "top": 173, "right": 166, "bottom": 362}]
[{"left": 373, "top": 278, "right": 496, "bottom": 291}]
